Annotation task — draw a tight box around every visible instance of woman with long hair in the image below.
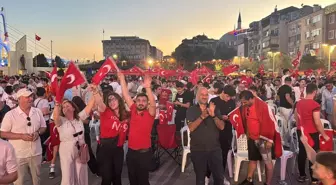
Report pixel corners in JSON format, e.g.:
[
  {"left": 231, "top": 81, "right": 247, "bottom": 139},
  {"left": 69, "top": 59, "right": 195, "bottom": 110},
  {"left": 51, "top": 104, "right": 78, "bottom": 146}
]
[
  {"left": 92, "top": 86, "right": 129, "bottom": 185},
  {"left": 53, "top": 97, "right": 95, "bottom": 185},
  {"left": 72, "top": 96, "right": 98, "bottom": 175}
]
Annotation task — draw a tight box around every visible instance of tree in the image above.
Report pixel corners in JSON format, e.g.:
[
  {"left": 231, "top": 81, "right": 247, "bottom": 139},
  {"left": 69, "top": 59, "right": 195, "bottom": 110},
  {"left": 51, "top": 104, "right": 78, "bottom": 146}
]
[
  {"left": 300, "top": 55, "right": 326, "bottom": 70},
  {"left": 55, "top": 55, "right": 65, "bottom": 68},
  {"left": 33, "top": 54, "right": 49, "bottom": 67},
  {"left": 214, "top": 44, "right": 237, "bottom": 60}
]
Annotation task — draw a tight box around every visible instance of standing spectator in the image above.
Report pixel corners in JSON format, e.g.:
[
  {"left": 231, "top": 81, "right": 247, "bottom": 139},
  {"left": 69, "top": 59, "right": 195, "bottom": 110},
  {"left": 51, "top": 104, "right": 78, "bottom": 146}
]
[
  {"left": 0, "top": 88, "right": 47, "bottom": 185},
  {"left": 295, "top": 83, "right": 330, "bottom": 183},
  {"left": 321, "top": 79, "right": 336, "bottom": 125},
  {"left": 264, "top": 78, "right": 276, "bottom": 100},
  {"left": 2, "top": 86, "right": 18, "bottom": 109},
  {"left": 92, "top": 88, "right": 129, "bottom": 185},
  {"left": 119, "top": 72, "right": 156, "bottom": 185},
  {"left": 0, "top": 100, "right": 10, "bottom": 127},
  {"left": 34, "top": 87, "right": 51, "bottom": 162},
  {"left": 293, "top": 78, "right": 307, "bottom": 102},
  {"left": 174, "top": 81, "right": 192, "bottom": 131},
  {"left": 278, "top": 77, "right": 294, "bottom": 142},
  {"left": 186, "top": 87, "right": 225, "bottom": 185},
  {"left": 0, "top": 139, "right": 18, "bottom": 184},
  {"left": 53, "top": 97, "right": 94, "bottom": 185}
]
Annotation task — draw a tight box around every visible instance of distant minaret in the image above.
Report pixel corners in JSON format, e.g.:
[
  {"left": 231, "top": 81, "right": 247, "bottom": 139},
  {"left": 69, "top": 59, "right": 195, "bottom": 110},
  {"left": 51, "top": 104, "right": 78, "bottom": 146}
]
[{"left": 237, "top": 12, "right": 242, "bottom": 29}]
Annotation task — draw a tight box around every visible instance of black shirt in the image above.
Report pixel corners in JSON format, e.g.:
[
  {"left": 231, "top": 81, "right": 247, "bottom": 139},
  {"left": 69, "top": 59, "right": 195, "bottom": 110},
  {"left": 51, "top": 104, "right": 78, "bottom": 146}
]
[
  {"left": 210, "top": 97, "right": 235, "bottom": 130},
  {"left": 0, "top": 104, "right": 10, "bottom": 124},
  {"left": 186, "top": 105, "right": 221, "bottom": 152},
  {"left": 174, "top": 91, "right": 193, "bottom": 118},
  {"left": 278, "top": 85, "right": 293, "bottom": 109}
]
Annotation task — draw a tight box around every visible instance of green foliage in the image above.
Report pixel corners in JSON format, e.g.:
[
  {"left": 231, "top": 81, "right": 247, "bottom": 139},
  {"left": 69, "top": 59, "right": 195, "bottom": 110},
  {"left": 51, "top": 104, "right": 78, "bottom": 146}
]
[
  {"left": 299, "top": 55, "right": 326, "bottom": 70},
  {"left": 55, "top": 55, "right": 65, "bottom": 68},
  {"left": 33, "top": 54, "right": 49, "bottom": 67},
  {"left": 214, "top": 44, "right": 237, "bottom": 60}
]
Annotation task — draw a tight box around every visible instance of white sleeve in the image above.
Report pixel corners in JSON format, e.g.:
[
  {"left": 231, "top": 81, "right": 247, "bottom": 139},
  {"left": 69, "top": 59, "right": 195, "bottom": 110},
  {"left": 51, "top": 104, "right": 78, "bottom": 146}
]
[
  {"left": 37, "top": 109, "right": 47, "bottom": 128},
  {"left": 41, "top": 99, "right": 49, "bottom": 109},
  {"left": 0, "top": 112, "right": 12, "bottom": 132},
  {"left": 79, "top": 110, "right": 89, "bottom": 121}
]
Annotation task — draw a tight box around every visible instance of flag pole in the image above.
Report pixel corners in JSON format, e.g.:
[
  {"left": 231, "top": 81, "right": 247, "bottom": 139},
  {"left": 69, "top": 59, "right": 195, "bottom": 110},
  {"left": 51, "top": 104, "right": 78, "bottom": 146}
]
[{"left": 34, "top": 34, "right": 36, "bottom": 73}]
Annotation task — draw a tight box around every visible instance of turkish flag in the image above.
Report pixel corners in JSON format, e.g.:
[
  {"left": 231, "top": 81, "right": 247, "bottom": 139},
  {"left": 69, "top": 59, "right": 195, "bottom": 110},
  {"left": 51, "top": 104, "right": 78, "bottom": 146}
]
[
  {"left": 122, "top": 66, "right": 144, "bottom": 75},
  {"left": 166, "top": 101, "right": 174, "bottom": 122},
  {"left": 240, "top": 75, "right": 253, "bottom": 87},
  {"left": 49, "top": 65, "right": 58, "bottom": 95},
  {"left": 292, "top": 51, "right": 301, "bottom": 67},
  {"left": 332, "top": 61, "right": 336, "bottom": 70},
  {"left": 35, "top": 34, "right": 41, "bottom": 41},
  {"left": 228, "top": 107, "right": 245, "bottom": 138},
  {"left": 290, "top": 69, "right": 299, "bottom": 78},
  {"left": 304, "top": 69, "right": 313, "bottom": 76},
  {"left": 92, "top": 57, "right": 118, "bottom": 85},
  {"left": 190, "top": 70, "right": 198, "bottom": 85},
  {"left": 159, "top": 69, "right": 174, "bottom": 77},
  {"left": 202, "top": 74, "right": 212, "bottom": 84},
  {"left": 145, "top": 68, "right": 160, "bottom": 76},
  {"left": 159, "top": 110, "right": 168, "bottom": 125},
  {"left": 258, "top": 65, "right": 265, "bottom": 76},
  {"left": 56, "top": 62, "right": 86, "bottom": 102},
  {"left": 319, "top": 129, "right": 334, "bottom": 151},
  {"left": 222, "top": 65, "right": 239, "bottom": 75}
]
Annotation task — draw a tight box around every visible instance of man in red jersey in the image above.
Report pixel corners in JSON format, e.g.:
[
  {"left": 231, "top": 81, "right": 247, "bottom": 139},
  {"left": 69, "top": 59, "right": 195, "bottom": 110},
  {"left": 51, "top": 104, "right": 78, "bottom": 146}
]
[{"left": 118, "top": 72, "right": 156, "bottom": 185}]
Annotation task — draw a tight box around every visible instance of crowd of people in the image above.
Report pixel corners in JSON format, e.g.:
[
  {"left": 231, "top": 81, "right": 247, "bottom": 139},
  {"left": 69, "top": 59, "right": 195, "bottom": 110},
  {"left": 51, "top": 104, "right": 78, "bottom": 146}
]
[{"left": 0, "top": 67, "right": 336, "bottom": 185}]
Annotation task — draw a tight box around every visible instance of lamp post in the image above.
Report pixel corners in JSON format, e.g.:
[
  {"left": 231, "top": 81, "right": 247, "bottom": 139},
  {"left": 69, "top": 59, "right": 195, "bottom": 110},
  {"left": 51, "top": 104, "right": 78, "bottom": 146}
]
[{"left": 323, "top": 44, "right": 336, "bottom": 71}]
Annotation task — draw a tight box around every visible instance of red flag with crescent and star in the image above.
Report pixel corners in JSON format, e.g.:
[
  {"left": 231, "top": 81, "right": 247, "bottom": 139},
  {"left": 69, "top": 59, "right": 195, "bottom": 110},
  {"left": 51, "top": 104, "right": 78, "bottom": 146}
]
[
  {"left": 166, "top": 102, "right": 174, "bottom": 122},
  {"left": 49, "top": 65, "right": 58, "bottom": 95},
  {"left": 222, "top": 65, "right": 239, "bottom": 75},
  {"left": 292, "top": 51, "right": 301, "bottom": 67},
  {"left": 159, "top": 110, "right": 168, "bottom": 125},
  {"left": 228, "top": 107, "right": 245, "bottom": 138},
  {"left": 190, "top": 70, "right": 198, "bottom": 85},
  {"left": 202, "top": 74, "right": 213, "bottom": 84},
  {"left": 92, "top": 57, "right": 118, "bottom": 85},
  {"left": 122, "top": 66, "right": 144, "bottom": 75},
  {"left": 56, "top": 62, "right": 86, "bottom": 102}
]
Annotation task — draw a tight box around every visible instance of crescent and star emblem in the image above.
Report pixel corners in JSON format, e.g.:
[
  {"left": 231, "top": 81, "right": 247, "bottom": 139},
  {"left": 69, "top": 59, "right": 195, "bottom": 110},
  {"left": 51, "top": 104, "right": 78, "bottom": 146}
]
[
  {"left": 233, "top": 114, "right": 238, "bottom": 123},
  {"left": 66, "top": 74, "right": 75, "bottom": 84},
  {"left": 51, "top": 74, "right": 57, "bottom": 83},
  {"left": 130, "top": 68, "right": 135, "bottom": 73},
  {"left": 100, "top": 65, "right": 111, "bottom": 76},
  {"left": 161, "top": 71, "right": 166, "bottom": 76}
]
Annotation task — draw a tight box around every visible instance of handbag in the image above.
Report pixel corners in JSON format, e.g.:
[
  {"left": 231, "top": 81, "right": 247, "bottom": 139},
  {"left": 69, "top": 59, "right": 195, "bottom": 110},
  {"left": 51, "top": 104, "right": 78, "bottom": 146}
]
[{"left": 77, "top": 143, "right": 90, "bottom": 164}]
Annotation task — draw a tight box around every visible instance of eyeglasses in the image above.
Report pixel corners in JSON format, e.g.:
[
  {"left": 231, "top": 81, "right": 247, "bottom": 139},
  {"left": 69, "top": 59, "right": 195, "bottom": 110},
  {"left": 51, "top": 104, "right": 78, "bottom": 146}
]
[
  {"left": 73, "top": 131, "right": 83, "bottom": 137},
  {"left": 27, "top": 117, "right": 31, "bottom": 126}
]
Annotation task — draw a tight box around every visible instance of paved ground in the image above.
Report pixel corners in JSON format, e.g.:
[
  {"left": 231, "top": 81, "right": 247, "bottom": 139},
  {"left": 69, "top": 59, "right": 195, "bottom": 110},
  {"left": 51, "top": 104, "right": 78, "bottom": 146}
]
[{"left": 23, "top": 132, "right": 332, "bottom": 185}]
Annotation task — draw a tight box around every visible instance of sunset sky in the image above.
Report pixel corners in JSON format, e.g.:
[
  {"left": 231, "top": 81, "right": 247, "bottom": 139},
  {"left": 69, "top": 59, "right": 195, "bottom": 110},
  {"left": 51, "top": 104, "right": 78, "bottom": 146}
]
[{"left": 1, "top": 0, "right": 335, "bottom": 61}]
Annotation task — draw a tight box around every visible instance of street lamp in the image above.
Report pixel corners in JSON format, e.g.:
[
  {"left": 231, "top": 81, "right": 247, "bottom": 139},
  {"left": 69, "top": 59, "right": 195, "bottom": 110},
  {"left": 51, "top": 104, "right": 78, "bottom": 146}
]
[
  {"left": 323, "top": 44, "right": 336, "bottom": 71},
  {"left": 195, "top": 61, "right": 201, "bottom": 68},
  {"left": 112, "top": 54, "right": 118, "bottom": 60},
  {"left": 268, "top": 51, "right": 280, "bottom": 73}
]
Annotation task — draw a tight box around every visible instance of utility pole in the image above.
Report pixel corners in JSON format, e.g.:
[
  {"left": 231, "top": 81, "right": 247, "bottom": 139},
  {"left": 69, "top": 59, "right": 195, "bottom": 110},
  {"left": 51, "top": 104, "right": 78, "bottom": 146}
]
[{"left": 51, "top": 40, "right": 53, "bottom": 61}]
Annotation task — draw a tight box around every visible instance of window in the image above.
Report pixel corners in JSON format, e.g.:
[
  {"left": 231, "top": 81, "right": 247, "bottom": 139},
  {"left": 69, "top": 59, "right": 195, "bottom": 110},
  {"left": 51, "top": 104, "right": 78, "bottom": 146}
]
[
  {"left": 329, "top": 30, "right": 335, "bottom": 40},
  {"left": 311, "top": 29, "right": 321, "bottom": 37},
  {"left": 313, "top": 43, "right": 320, "bottom": 49},
  {"left": 330, "top": 14, "right": 335, "bottom": 24},
  {"left": 312, "top": 14, "right": 321, "bottom": 23},
  {"left": 306, "top": 31, "right": 310, "bottom": 38},
  {"left": 306, "top": 18, "right": 310, "bottom": 25}
]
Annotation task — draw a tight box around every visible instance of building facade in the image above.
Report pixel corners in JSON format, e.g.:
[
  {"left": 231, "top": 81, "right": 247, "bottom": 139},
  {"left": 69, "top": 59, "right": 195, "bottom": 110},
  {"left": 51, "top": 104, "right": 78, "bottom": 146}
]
[
  {"left": 102, "top": 36, "right": 151, "bottom": 62},
  {"left": 287, "top": 5, "right": 325, "bottom": 57},
  {"left": 150, "top": 46, "right": 163, "bottom": 62},
  {"left": 181, "top": 35, "right": 218, "bottom": 52},
  {"left": 325, "top": 3, "right": 336, "bottom": 45}
]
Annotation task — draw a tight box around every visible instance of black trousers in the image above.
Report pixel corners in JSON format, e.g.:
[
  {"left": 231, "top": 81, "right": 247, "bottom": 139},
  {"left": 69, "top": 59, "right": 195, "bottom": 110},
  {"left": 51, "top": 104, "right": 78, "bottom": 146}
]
[
  {"left": 40, "top": 120, "right": 50, "bottom": 159},
  {"left": 297, "top": 131, "right": 319, "bottom": 180},
  {"left": 174, "top": 116, "right": 185, "bottom": 132},
  {"left": 206, "top": 125, "right": 232, "bottom": 177},
  {"left": 126, "top": 148, "right": 152, "bottom": 185},
  {"left": 97, "top": 138, "right": 124, "bottom": 185},
  {"left": 191, "top": 149, "right": 224, "bottom": 185},
  {"left": 84, "top": 128, "right": 98, "bottom": 175}
]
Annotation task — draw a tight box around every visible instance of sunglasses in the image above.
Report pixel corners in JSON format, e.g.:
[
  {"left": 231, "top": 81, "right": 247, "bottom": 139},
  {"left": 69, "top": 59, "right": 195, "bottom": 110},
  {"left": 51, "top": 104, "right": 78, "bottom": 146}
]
[
  {"left": 27, "top": 117, "right": 31, "bottom": 126},
  {"left": 73, "top": 131, "right": 83, "bottom": 137}
]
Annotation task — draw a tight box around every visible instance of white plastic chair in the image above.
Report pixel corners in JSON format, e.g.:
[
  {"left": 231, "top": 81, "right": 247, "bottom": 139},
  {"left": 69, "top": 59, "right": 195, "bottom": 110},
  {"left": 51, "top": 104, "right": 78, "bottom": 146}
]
[
  {"left": 227, "top": 129, "right": 236, "bottom": 178},
  {"left": 89, "top": 115, "right": 100, "bottom": 137},
  {"left": 266, "top": 100, "right": 274, "bottom": 105},
  {"left": 275, "top": 115, "right": 286, "bottom": 145},
  {"left": 279, "top": 147, "right": 294, "bottom": 181},
  {"left": 269, "top": 106, "right": 276, "bottom": 115},
  {"left": 233, "top": 132, "right": 262, "bottom": 182},
  {"left": 290, "top": 127, "right": 300, "bottom": 174},
  {"left": 321, "top": 119, "right": 332, "bottom": 129},
  {"left": 180, "top": 125, "right": 190, "bottom": 172}
]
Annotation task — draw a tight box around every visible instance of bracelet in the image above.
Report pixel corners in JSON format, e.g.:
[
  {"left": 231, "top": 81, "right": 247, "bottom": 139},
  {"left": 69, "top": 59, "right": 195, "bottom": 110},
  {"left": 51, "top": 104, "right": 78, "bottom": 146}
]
[{"left": 199, "top": 116, "right": 204, "bottom": 120}]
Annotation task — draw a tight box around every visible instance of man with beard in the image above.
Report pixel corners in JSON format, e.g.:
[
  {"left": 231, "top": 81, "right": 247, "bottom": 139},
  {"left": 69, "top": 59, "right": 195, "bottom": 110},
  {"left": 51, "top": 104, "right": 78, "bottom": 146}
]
[
  {"left": 118, "top": 72, "right": 156, "bottom": 185},
  {"left": 186, "top": 87, "right": 225, "bottom": 185},
  {"left": 174, "top": 81, "right": 192, "bottom": 131}
]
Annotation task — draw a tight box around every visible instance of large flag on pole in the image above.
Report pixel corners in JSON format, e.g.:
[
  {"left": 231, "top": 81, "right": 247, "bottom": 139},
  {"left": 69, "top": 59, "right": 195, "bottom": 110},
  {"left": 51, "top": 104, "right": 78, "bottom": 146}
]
[{"left": 91, "top": 57, "right": 119, "bottom": 85}]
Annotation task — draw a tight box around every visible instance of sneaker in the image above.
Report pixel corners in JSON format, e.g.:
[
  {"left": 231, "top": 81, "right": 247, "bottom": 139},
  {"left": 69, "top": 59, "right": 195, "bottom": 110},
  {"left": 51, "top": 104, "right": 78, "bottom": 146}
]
[
  {"left": 223, "top": 177, "right": 230, "bottom": 185},
  {"left": 297, "top": 176, "right": 309, "bottom": 183},
  {"left": 239, "top": 179, "right": 254, "bottom": 185},
  {"left": 49, "top": 172, "right": 55, "bottom": 179}
]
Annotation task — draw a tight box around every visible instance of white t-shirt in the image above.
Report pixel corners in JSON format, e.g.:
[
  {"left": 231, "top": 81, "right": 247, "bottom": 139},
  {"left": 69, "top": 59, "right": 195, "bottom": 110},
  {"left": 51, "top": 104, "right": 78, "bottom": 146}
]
[
  {"left": 34, "top": 98, "right": 50, "bottom": 121},
  {"left": 264, "top": 84, "right": 275, "bottom": 99},
  {"left": 1, "top": 93, "right": 17, "bottom": 109},
  {"left": 0, "top": 86, "right": 4, "bottom": 95},
  {"left": 0, "top": 139, "right": 18, "bottom": 179}
]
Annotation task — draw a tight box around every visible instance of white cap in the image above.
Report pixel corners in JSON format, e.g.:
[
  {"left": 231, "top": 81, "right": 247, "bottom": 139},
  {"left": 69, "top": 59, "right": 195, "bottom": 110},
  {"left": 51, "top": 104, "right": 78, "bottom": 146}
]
[{"left": 16, "top": 88, "right": 33, "bottom": 98}]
